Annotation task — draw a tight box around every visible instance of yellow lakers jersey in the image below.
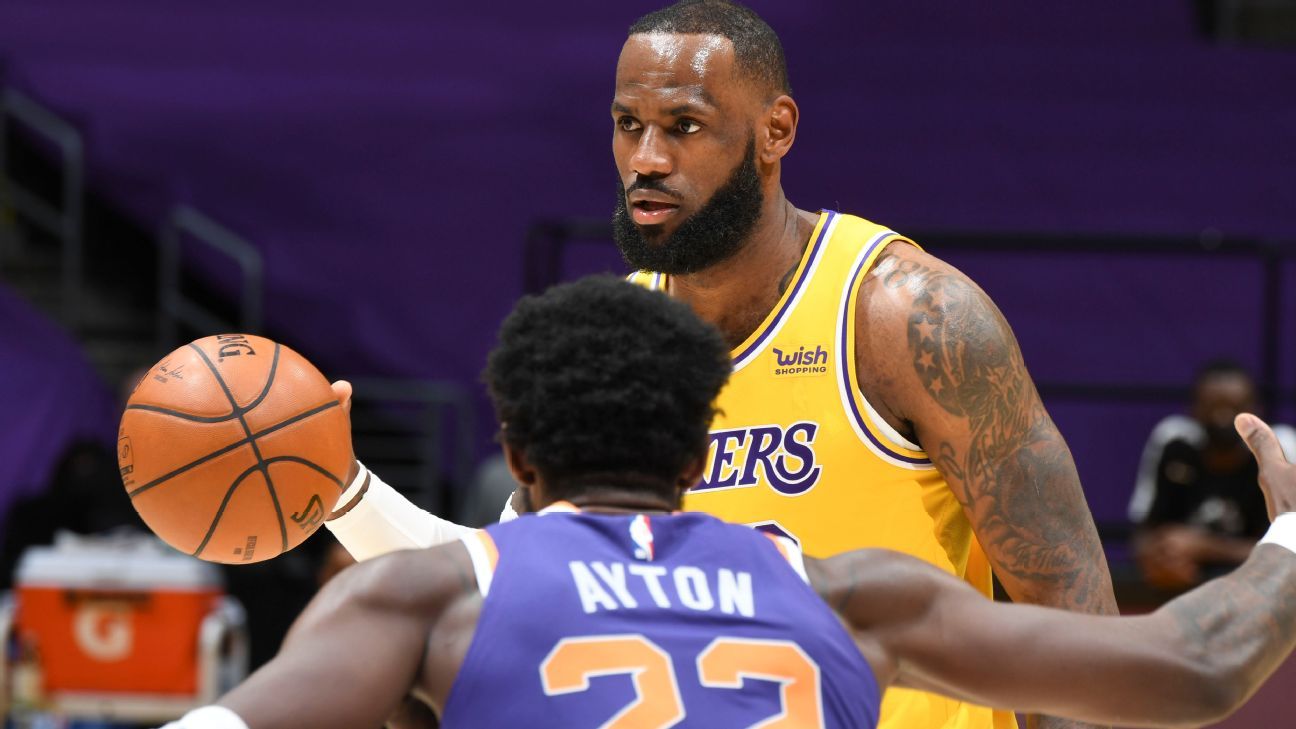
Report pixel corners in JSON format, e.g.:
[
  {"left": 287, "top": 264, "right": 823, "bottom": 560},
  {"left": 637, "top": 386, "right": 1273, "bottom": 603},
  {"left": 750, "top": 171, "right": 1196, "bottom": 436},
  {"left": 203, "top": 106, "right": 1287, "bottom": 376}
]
[{"left": 630, "top": 211, "right": 1016, "bottom": 729}]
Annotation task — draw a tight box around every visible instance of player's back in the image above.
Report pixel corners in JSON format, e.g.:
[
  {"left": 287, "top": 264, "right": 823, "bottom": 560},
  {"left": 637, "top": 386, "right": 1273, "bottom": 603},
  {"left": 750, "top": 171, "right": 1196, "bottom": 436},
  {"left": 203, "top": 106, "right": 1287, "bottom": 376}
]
[{"left": 442, "top": 505, "right": 880, "bottom": 728}]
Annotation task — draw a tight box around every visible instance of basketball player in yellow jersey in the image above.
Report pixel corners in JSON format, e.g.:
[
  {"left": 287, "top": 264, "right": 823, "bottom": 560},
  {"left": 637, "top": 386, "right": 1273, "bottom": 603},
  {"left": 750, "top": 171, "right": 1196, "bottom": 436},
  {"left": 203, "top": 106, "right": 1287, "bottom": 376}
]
[
  {"left": 321, "top": 3, "right": 1116, "bottom": 729},
  {"left": 630, "top": 213, "right": 973, "bottom": 565},
  {"left": 605, "top": 4, "right": 1116, "bottom": 728}
]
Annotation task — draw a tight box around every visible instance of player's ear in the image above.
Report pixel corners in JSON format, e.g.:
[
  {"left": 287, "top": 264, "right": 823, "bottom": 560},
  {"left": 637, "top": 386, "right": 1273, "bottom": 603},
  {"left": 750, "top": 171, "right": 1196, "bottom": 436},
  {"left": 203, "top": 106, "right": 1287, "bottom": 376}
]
[
  {"left": 760, "top": 94, "right": 798, "bottom": 165},
  {"left": 676, "top": 452, "right": 706, "bottom": 497},
  {"left": 501, "top": 441, "right": 537, "bottom": 487}
]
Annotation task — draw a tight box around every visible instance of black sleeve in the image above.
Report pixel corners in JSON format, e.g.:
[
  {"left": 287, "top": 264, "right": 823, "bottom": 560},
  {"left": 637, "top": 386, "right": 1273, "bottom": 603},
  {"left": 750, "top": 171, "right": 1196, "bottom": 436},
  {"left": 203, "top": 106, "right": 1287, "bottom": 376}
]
[{"left": 1141, "top": 440, "right": 1197, "bottom": 527}]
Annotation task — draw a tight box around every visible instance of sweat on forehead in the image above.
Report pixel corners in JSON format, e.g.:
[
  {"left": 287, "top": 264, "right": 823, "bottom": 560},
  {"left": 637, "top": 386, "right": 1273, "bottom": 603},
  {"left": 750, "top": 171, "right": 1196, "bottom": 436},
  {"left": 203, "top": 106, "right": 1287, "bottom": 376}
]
[
  {"left": 627, "top": 0, "right": 791, "bottom": 98},
  {"left": 628, "top": 32, "right": 734, "bottom": 84},
  {"left": 615, "top": 33, "right": 739, "bottom": 110}
]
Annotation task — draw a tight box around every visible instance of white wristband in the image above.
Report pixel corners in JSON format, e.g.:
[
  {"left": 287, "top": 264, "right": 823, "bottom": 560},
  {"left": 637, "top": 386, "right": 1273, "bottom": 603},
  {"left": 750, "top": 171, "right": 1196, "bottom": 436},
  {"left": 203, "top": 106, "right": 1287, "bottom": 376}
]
[
  {"left": 160, "top": 705, "right": 249, "bottom": 729},
  {"left": 325, "top": 466, "right": 476, "bottom": 561},
  {"left": 1259, "top": 513, "right": 1296, "bottom": 556}
]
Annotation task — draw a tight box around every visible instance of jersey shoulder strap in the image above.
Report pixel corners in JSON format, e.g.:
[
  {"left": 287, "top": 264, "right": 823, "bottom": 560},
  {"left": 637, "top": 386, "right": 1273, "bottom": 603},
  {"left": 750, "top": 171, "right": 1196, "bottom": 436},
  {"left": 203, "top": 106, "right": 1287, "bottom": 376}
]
[{"left": 459, "top": 530, "right": 499, "bottom": 596}]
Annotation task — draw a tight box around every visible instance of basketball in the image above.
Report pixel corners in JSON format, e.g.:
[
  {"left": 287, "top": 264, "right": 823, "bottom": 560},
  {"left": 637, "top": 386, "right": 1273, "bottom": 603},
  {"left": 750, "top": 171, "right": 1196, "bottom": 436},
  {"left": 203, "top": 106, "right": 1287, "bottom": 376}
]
[{"left": 118, "top": 334, "right": 350, "bottom": 564}]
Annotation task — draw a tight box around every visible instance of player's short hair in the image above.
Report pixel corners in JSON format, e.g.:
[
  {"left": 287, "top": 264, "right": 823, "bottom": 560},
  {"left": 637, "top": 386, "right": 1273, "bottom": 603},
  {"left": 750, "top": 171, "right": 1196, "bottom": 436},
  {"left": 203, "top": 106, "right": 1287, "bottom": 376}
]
[
  {"left": 485, "top": 276, "right": 731, "bottom": 500},
  {"left": 629, "top": 0, "right": 791, "bottom": 98},
  {"left": 1194, "top": 358, "right": 1253, "bottom": 390}
]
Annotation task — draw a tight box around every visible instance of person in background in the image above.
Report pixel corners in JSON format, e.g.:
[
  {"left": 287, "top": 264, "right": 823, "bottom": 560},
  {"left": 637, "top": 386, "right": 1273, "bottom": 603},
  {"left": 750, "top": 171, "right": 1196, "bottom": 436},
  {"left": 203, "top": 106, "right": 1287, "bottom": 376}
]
[{"left": 1129, "top": 359, "right": 1296, "bottom": 589}]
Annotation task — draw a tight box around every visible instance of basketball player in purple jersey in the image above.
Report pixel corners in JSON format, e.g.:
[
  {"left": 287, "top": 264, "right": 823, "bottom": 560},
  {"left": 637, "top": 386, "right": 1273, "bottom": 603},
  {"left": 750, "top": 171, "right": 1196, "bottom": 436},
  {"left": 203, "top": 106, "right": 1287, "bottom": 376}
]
[{"left": 170, "top": 278, "right": 1296, "bottom": 729}]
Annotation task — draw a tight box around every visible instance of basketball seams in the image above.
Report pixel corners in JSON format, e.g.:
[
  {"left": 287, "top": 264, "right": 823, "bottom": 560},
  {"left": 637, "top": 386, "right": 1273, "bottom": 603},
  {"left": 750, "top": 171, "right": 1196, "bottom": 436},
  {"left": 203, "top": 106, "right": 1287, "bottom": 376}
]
[
  {"left": 126, "top": 335, "right": 349, "bottom": 564},
  {"left": 266, "top": 456, "right": 346, "bottom": 491},
  {"left": 243, "top": 343, "right": 282, "bottom": 412},
  {"left": 192, "top": 463, "right": 266, "bottom": 558},
  {"left": 124, "top": 400, "right": 342, "bottom": 499},
  {"left": 253, "top": 401, "right": 340, "bottom": 441},
  {"left": 188, "top": 343, "right": 244, "bottom": 415},
  {"left": 189, "top": 456, "right": 344, "bottom": 557},
  {"left": 128, "top": 439, "right": 253, "bottom": 498},
  {"left": 191, "top": 342, "right": 290, "bottom": 556},
  {"left": 126, "top": 343, "right": 282, "bottom": 423},
  {"left": 124, "top": 404, "right": 238, "bottom": 424}
]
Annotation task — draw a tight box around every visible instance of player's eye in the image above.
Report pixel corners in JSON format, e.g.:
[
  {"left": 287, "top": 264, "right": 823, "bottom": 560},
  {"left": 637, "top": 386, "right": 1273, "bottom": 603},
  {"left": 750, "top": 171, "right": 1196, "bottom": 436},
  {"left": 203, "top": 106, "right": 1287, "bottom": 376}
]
[
  {"left": 617, "top": 116, "right": 642, "bottom": 132},
  {"left": 675, "top": 119, "right": 702, "bottom": 134}
]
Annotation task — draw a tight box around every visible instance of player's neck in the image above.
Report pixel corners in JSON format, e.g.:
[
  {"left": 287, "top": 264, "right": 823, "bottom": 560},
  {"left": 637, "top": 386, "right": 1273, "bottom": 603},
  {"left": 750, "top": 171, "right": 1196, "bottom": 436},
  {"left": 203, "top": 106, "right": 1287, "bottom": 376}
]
[
  {"left": 668, "top": 195, "right": 817, "bottom": 349},
  {"left": 562, "top": 494, "right": 679, "bottom": 515}
]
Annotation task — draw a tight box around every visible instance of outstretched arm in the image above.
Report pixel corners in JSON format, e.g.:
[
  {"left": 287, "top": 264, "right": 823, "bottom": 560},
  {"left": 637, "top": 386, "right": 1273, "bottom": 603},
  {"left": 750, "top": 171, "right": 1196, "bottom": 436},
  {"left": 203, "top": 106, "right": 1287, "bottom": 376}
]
[
  {"left": 189, "top": 543, "right": 475, "bottom": 729},
  {"left": 815, "top": 415, "right": 1296, "bottom": 728}
]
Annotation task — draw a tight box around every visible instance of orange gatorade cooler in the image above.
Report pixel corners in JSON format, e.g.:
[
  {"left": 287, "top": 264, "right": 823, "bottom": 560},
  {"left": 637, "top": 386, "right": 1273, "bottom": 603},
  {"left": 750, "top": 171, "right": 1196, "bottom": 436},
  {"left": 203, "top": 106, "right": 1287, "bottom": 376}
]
[{"left": 13, "top": 534, "right": 224, "bottom": 697}]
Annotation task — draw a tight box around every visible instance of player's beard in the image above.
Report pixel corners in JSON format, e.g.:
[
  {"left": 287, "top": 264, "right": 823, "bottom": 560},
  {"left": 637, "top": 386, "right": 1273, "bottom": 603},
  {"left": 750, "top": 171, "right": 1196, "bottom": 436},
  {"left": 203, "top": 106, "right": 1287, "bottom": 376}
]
[{"left": 612, "top": 135, "right": 763, "bottom": 275}]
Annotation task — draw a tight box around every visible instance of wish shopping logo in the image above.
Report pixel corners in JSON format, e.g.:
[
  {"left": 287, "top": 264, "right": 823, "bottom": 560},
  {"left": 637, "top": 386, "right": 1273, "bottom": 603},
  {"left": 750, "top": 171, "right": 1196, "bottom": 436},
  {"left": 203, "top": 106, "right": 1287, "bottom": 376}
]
[{"left": 771, "top": 344, "right": 828, "bottom": 377}]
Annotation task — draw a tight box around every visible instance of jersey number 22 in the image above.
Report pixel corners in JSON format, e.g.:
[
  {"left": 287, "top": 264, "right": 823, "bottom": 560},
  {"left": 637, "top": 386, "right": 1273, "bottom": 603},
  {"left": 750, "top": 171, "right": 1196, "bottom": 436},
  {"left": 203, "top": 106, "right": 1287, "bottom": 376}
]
[{"left": 540, "top": 633, "right": 823, "bottom": 728}]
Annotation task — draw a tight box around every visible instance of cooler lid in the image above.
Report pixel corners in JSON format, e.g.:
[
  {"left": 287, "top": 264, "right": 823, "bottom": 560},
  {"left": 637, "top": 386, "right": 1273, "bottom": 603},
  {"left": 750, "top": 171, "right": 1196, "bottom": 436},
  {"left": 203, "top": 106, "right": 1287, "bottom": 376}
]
[{"left": 15, "top": 531, "right": 223, "bottom": 590}]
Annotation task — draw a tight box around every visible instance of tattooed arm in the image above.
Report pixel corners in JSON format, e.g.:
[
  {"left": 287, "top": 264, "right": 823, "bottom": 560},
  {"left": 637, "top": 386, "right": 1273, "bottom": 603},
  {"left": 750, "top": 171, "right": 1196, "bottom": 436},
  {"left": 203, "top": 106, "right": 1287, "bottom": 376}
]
[
  {"left": 859, "top": 244, "right": 1117, "bottom": 728},
  {"left": 809, "top": 415, "right": 1296, "bottom": 727}
]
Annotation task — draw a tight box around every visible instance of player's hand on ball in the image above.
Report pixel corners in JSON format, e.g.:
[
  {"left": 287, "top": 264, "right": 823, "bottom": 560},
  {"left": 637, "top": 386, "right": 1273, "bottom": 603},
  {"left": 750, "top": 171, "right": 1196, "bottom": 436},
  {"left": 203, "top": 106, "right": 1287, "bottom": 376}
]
[
  {"left": 331, "top": 379, "right": 362, "bottom": 485},
  {"left": 1236, "top": 413, "right": 1296, "bottom": 519},
  {"left": 120, "top": 335, "right": 351, "bottom": 563}
]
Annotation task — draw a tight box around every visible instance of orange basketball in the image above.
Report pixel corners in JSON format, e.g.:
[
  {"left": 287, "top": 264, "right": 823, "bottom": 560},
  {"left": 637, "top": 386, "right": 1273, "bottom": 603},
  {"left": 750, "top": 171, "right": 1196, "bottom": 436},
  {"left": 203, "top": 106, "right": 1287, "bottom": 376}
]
[{"left": 118, "top": 334, "right": 350, "bottom": 564}]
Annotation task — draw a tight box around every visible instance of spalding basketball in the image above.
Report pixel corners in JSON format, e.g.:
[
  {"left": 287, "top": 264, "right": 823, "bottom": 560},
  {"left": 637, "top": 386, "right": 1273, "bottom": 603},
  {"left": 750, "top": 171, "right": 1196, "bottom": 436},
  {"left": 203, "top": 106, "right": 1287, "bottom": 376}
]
[{"left": 118, "top": 334, "right": 350, "bottom": 564}]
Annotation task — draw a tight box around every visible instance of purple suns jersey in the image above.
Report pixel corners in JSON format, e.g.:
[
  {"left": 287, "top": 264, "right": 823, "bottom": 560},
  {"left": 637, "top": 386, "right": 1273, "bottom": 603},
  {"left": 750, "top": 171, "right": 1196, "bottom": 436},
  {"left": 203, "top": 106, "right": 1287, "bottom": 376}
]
[{"left": 440, "top": 504, "right": 880, "bottom": 728}]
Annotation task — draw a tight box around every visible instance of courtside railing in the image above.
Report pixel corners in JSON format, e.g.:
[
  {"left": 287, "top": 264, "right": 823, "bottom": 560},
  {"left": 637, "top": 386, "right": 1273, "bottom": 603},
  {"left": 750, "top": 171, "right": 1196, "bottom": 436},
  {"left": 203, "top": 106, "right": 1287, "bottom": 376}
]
[
  {"left": 522, "top": 219, "right": 1296, "bottom": 417},
  {"left": 0, "top": 88, "right": 85, "bottom": 332}
]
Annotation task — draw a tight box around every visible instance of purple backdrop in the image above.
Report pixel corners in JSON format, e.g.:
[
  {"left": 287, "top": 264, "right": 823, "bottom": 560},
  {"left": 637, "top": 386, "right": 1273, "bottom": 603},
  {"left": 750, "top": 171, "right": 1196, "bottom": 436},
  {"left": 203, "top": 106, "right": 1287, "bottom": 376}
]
[
  {"left": 1, "top": 1, "right": 1294, "bottom": 523},
  {"left": 0, "top": 285, "right": 117, "bottom": 529}
]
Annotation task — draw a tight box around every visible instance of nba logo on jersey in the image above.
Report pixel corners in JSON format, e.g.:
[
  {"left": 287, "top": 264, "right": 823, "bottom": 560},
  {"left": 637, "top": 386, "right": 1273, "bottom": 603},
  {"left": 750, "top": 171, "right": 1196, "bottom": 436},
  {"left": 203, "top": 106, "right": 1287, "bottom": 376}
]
[{"left": 629, "top": 515, "right": 654, "bottom": 560}]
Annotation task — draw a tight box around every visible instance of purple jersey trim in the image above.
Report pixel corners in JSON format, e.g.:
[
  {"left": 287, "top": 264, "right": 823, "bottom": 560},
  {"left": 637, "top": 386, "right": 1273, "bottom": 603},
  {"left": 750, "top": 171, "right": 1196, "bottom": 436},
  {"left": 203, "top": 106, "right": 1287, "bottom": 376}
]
[
  {"left": 731, "top": 210, "right": 835, "bottom": 365},
  {"left": 838, "top": 231, "right": 933, "bottom": 466}
]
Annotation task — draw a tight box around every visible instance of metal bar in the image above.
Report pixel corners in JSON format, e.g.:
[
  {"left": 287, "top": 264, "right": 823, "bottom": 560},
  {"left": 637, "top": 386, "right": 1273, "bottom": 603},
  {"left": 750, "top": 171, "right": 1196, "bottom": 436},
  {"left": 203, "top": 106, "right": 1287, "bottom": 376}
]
[
  {"left": 1259, "top": 246, "right": 1283, "bottom": 416},
  {"left": 452, "top": 390, "right": 475, "bottom": 493},
  {"left": 157, "top": 205, "right": 264, "bottom": 348},
  {"left": 61, "top": 123, "right": 84, "bottom": 332},
  {"left": 176, "top": 298, "right": 234, "bottom": 337},
  {"left": 4, "top": 186, "right": 63, "bottom": 234},
  {"left": 525, "top": 218, "right": 1296, "bottom": 414},
  {"left": 346, "top": 377, "right": 476, "bottom": 503},
  {"left": 1034, "top": 382, "right": 1296, "bottom": 403},
  {"left": 158, "top": 211, "right": 181, "bottom": 349},
  {"left": 525, "top": 219, "right": 1289, "bottom": 260},
  {"left": 0, "top": 88, "right": 85, "bottom": 331},
  {"left": 171, "top": 206, "right": 263, "bottom": 333},
  {"left": 0, "top": 97, "right": 9, "bottom": 262}
]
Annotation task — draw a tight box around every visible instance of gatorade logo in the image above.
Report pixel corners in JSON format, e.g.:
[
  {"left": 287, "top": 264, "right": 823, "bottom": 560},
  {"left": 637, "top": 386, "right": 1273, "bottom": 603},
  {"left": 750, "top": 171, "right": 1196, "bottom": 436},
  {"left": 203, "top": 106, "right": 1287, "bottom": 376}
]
[{"left": 73, "top": 604, "right": 133, "bottom": 662}]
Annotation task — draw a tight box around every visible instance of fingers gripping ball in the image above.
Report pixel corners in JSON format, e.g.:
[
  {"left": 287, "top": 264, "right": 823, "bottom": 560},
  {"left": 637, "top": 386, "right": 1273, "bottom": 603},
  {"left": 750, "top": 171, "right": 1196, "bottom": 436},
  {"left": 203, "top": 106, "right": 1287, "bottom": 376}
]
[{"left": 118, "top": 334, "right": 349, "bottom": 564}]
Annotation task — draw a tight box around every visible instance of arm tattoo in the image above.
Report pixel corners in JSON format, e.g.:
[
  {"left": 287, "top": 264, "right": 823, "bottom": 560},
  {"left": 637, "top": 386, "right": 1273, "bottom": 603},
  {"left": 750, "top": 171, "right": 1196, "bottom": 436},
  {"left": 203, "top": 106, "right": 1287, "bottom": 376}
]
[
  {"left": 875, "top": 253, "right": 937, "bottom": 291},
  {"left": 1165, "top": 546, "right": 1296, "bottom": 690},
  {"left": 908, "top": 274, "right": 1115, "bottom": 729},
  {"left": 907, "top": 272, "right": 1116, "bottom": 611}
]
